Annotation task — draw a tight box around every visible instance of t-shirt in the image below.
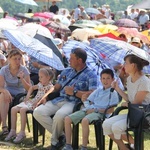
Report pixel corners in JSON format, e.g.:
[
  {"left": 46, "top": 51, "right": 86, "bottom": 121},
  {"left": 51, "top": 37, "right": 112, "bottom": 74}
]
[
  {"left": 127, "top": 75, "right": 150, "bottom": 104},
  {"left": 0, "top": 64, "right": 30, "bottom": 95},
  {"left": 49, "top": 5, "right": 59, "bottom": 14}
]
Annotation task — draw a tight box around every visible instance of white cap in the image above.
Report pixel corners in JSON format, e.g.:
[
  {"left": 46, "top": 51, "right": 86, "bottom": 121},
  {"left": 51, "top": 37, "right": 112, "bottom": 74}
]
[{"left": 131, "top": 37, "right": 141, "bottom": 43}]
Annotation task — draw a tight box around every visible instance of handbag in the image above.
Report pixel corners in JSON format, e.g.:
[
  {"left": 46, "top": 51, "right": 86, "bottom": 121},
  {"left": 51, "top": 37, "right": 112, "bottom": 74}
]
[
  {"left": 127, "top": 102, "right": 150, "bottom": 129},
  {"left": 47, "top": 67, "right": 87, "bottom": 101}
]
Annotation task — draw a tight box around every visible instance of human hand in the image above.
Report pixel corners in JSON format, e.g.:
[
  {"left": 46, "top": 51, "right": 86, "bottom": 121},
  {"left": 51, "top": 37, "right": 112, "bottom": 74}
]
[
  {"left": 81, "top": 93, "right": 89, "bottom": 102},
  {"left": 36, "top": 98, "right": 47, "bottom": 107},
  {"left": 64, "top": 85, "right": 74, "bottom": 96},
  {"left": 17, "top": 70, "right": 24, "bottom": 79},
  {"left": 32, "top": 62, "right": 39, "bottom": 68},
  {"left": 111, "top": 80, "right": 119, "bottom": 91}
]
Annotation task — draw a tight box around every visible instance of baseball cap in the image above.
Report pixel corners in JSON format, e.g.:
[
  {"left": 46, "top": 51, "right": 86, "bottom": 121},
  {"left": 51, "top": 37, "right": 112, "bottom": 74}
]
[{"left": 131, "top": 37, "right": 141, "bottom": 43}]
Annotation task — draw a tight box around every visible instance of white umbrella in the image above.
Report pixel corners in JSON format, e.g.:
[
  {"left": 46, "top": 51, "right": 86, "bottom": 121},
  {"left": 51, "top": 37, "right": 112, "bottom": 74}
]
[
  {"left": 17, "top": 23, "right": 52, "bottom": 39},
  {"left": 3, "top": 29, "right": 64, "bottom": 71},
  {"left": 15, "top": 0, "right": 38, "bottom": 6}
]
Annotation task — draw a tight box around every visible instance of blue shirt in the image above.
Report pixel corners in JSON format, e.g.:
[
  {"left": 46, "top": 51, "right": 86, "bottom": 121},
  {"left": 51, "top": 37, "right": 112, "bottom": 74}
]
[
  {"left": 51, "top": 66, "right": 99, "bottom": 104},
  {"left": 83, "top": 87, "right": 119, "bottom": 111}
]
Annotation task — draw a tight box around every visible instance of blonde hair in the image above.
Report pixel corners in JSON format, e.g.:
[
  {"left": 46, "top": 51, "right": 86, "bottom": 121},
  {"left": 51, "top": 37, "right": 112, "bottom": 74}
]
[{"left": 39, "top": 68, "right": 54, "bottom": 80}]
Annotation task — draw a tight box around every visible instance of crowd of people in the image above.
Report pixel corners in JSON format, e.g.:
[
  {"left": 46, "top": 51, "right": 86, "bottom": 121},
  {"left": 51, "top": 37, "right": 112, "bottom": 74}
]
[{"left": 0, "top": 1, "right": 150, "bottom": 150}]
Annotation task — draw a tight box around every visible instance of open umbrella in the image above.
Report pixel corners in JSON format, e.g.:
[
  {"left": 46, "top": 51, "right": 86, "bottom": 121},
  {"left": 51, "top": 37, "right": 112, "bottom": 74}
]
[
  {"left": 132, "top": 0, "right": 150, "bottom": 9},
  {"left": 85, "top": 8, "right": 100, "bottom": 15},
  {"left": 34, "top": 12, "right": 54, "bottom": 19},
  {"left": 0, "top": 6, "right": 4, "bottom": 13},
  {"left": 3, "top": 29, "right": 64, "bottom": 71},
  {"left": 114, "top": 18, "right": 139, "bottom": 28},
  {"left": 71, "top": 28, "right": 101, "bottom": 41},
  {"left": 90, "top": 37, "right": 150, "bottom": 73},
  {"left": 98, "top": 18, "right": 115, "bottom": 25},
  {"left": 53, "top": 15, "right": 70, "bottom": 26},
  {"left": 17, "top": 23, "right": 53, "bottom": 39},
  {"left": 15, "top": 0, "right": 38, "bottom": 6}
]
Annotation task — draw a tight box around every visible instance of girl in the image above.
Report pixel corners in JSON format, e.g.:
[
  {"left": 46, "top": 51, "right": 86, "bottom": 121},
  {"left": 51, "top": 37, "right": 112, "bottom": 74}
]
[
  {"left": 5, "top": 68, "right": 54, "bottom": 144},
  {"left": 102, "top": 54, "right": 150, "bottom": 150}
]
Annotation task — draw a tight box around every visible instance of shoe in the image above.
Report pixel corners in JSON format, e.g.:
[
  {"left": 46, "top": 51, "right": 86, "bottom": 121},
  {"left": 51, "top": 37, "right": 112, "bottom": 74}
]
[
  {"left": 125, "top": 144, "right": 134, "bottom": 150},
  {"left": 62, "top": 144, "right": 73, "bottom": 150},
  {"left": 0, "top": 126, "right": 9, "bottom": 137},
  {"left": 13, "top": 132, "right": 26, "bottom": 144},
  {"left": 4, "top": 131, "right": 16, "bottom": 141},
  {"left": 50, "top": 141, "right": 65, "bottom": 150},
  {"left": 58, "top": 134, "right": 66, "bottom": 146}
]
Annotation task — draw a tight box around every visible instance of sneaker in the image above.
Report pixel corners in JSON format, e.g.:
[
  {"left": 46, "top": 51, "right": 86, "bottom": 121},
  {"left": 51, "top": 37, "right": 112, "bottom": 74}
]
[
  {"left": 13, "top": 132, "right": 26, "bottom": 144},
  {"left": 58, "top": 134, "right": 66, "bottom": 146},
  {"left": 81, "top": 146, "right": 87, "bottom": 150},
  {"left": 4, "top": 131, "right": 16, "bottom": 141},
  {"left": 62, "top": 144, "right": 73, "bottom": 150}
]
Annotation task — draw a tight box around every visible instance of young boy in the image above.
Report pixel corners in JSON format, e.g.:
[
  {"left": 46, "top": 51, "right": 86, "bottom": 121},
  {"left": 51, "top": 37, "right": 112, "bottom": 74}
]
[{"left": 62, "top": 69, "right": 119, "bottom": 150}]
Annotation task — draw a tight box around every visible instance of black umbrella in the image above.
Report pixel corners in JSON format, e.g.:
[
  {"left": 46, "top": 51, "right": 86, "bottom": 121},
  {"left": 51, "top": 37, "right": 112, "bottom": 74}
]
[
  {"left": 34, "top": 34, "right": 63, "bottom": 63},
  {"left": 132, "top": 0, "right": 150, "bottom": 9}
]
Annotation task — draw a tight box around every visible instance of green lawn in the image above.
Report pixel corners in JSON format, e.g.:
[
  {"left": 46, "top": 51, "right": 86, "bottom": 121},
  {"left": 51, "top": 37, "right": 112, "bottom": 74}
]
[{"left": 0, "top": 113, "right": 150, "bottom": 150}]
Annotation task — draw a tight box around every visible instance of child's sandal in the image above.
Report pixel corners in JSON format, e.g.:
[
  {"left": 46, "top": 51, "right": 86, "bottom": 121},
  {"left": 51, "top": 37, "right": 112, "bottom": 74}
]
[{"left": 0, "top": 126, "right": 9, "bottom": 136}]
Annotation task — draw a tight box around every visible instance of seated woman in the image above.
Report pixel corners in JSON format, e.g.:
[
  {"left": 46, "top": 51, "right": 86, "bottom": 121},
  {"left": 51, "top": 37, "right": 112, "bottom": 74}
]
[
  {"left": 5, "top": 68, "right": 54, "bottom": 143},
  {"left": 102, "top": 54, "right": 150, "bottom": 150},
  {"left": 0, "top": 50, "right": 31, "bottom": 136}
]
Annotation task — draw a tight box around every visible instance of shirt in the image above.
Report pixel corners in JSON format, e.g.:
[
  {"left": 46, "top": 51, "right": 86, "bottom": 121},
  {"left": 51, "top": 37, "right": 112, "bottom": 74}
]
[
  {"left": 51, "top": 66, "right": 99, "bottom": 104},
  {"left": 0, "top": 64, "right": 30, "bottom": 95},
  {"left": 83, "top": 87, "right": 119, "bottom": 111}
]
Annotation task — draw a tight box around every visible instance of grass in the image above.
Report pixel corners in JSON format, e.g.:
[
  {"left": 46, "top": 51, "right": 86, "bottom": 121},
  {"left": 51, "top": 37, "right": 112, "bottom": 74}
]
[{"left": 0, "top": 112, "right": 150, "bottom": 150}]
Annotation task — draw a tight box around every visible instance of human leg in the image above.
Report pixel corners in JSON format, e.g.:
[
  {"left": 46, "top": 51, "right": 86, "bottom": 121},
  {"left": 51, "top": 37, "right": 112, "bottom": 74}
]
[
  {"left": 51, "top": 101, "right": 75, "bottom": 146},
  {"left": 33, "top": 101, "right": 59, "bottom": 133}
]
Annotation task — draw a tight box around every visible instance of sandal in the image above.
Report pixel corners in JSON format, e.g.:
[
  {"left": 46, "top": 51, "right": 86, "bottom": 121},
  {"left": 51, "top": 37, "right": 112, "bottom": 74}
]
[
  {"left": 0, "top": 126, "right": 9, "bottom": 136},
  {"left": 4, "top": 130, "right": 16, "bottom": 141},
  {"left": 13, "top": 132, "right": 26, "bottom": 144}
]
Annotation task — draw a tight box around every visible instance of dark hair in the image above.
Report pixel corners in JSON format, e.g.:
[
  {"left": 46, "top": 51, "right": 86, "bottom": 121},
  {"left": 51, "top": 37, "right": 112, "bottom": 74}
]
[
  {"left": 119, "top": 34, "right": 126, "bottom": 39},
  {"left": 71, "top": 48, "right": 87, "bottom": 63},
  {"left": 124, "top": 54, "right": 149, "bottom": 71},
  {"left": 8, "top": 50, "right": 22, "bottom": 58},
  {"left": 3, "top": 11, "right": 8, "bottom": 18},
  {"left": 100, "top": 68, "right": 114, "bottom": 78}
]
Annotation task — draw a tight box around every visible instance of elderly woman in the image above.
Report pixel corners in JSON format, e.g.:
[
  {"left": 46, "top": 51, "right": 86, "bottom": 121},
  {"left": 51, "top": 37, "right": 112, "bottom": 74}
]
[
  {"left": 102, "top": 54, "right": 150, "bottom": 150},
  {"left": 0, "top": 50, "right": 31, "bottom": 136}
]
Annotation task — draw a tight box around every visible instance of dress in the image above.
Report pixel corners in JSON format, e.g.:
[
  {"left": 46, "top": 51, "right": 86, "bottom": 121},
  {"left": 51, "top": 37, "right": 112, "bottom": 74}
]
[
  {"left": 0, "top": 64, "right": 30, "bottom": 96},
  {"left": 102, "top": 75, "right": 150, "bottom": 140},
  {"left": 17, "top": 82, "right": 53, "bottom": 110}
]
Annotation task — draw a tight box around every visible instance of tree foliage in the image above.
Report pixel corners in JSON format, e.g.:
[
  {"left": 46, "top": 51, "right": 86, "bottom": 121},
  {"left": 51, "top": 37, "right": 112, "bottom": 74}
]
[{"left": 0, "top": 0, "right": 142, "bottom": 16}]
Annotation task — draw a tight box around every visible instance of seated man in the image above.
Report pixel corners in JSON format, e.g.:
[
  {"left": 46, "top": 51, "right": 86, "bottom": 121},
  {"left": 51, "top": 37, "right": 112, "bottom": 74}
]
[
  {"left": 33, "top": 48, "right": 99, "bottom": 150},
  {"left": 62, "top": 68, "right": 119, "bottom": 150}
]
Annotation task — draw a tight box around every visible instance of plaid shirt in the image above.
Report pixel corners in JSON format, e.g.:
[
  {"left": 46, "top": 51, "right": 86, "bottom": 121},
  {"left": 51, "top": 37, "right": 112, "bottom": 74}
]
[{"left": 51, "top": 66, "right": 99, "bottom": 104}]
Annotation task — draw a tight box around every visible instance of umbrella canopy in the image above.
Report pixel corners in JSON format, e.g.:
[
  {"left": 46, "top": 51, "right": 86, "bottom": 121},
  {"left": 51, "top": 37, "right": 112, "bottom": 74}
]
[
  {"left": 94, "top": 24, "right": 118, "bottom": 34},
  {"left": 142, "top": 30, "right": 150, "bottom": 41},
  {"left": 98, "top": 18, "right": 115, "bottom": 25},
  {"left": 90, "top": 37, "right": 150, "bottom": 73},
  {"left": 114, "top": 18, "right": 139, "bottom": 28},
  {"left": 34, "top": 12, "right": 54, "bottom": 19},
  {"left": 53, "top": 15, "right": 70, "bottom": 26},
  {"left": 15, "top": 0, "right": 38, "bottom": 6},
  {"left": 3, "top": 29, "right": 64, "bottom": 71},
  {"left": 62, "top": 39, "right": 108, "bottom": 77},
  {"left": 42, "top": 21, "right": 71, "bottom": 34},
  {"left": 0, "top": 18, "right": 18, "bottom": 29},
  {"left": 132, "top": 0, "right": 150, "bottom": 9},
  {"left": 85, "top": 8, "right": 100, "bottom": 15},
  {"left": 71, "top": 28, "right": 101, "bottom": 41},
  {"left": 17, "top": 23, "right": 52, "bottom": 39},
  {"left": 14, "top": 13, "right": 32, "bottom": 19},
  {"left": 0, "top": 6, "right": 4, "bottom": 13}
]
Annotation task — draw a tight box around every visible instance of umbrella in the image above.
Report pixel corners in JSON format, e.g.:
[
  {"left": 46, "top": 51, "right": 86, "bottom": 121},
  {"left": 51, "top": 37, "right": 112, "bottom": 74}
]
[
  {"left": 58, "top": 8, "right": 70, "bottom": 16},
  {"left": 14, "top": 13, "right": 31, "bottom": 19},
  {"left": 53, "top": 15, "right": 70, "bottom": 26},
  {"left": 34, "top": 12, "right": 54, "bottom": 19},
  {"left": 62, "top": 39, "right": 109, "bottom": 77},
  {"left": 132, "top": 0, "right": 150, "bottom": 9},
  {"left": 3, "top": 29, "right": 64, "bottom": 71},
  {"left": 15, "top": 0, "right": 38, "bottom": 6},
  {"left": 71, "top": 28, "right": 101, "bottom": 41},
  {"left": 90, "top": 37, "right": 150, "bottom": 73},
  {"left": 94, "top": 24, "right": 118, "bottom": 34},
  {"left": 85, "top": 8, "right": 100, "bottom": 15},
  {"left": 114, "top": 18, "right": 139, "bottom": 28},
  {"left": 98, "top": 18, "right": 115, "bottom": 25},
  {"left": 42, "top": 21, "right": 71, "bottom": 34},
  {"left": 17, "top": 23, "right": 53, "bottom": 39},
  {"left": 62, "top": 40, "right": 124, "bottom": 89}
]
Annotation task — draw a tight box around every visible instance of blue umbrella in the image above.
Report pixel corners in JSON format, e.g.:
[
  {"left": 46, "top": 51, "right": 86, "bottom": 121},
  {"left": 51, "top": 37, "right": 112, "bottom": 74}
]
[
  {"left": 90, "top": 37, "right": 150, "bottom": 74},
  {"left": 62, "top": 40, "right": 124, "bottom": 89},
  {"left": 15, "top": 0, "right": 38, "bottom": 6},
  {"left": 3, "top": 29, "right": 64, "bottom": 71},
  {"left": 85, "top": 8, "right": 100, "bottom": 15}
]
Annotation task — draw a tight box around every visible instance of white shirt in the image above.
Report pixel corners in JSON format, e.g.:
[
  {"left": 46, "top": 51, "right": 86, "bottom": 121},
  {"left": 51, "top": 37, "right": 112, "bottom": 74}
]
[
  {"left": 74, "top": 7, "right": 81, "bottom": 20},
  {"left": 139, "top": 14, "right": 149, "bottom": 25}
]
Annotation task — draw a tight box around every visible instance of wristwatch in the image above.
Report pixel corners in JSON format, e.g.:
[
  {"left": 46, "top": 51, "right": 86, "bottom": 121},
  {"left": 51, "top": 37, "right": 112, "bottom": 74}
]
[{"left": 73, "top": 90, "right": 78, "bottom": 96}]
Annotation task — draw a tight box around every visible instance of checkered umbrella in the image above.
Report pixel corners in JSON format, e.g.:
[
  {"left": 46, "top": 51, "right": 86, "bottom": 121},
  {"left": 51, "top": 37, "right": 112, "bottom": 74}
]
[
  {"left": 3, "top": 29, "right": 64, "bottom": 71},
  {"left": 62, "top": 39, "right": 124, "bottom": 89},
  {"left": 114, "top": 18, "right": 139, "bottom": 28},
  {"left": 90, "top": 37, "right": 150, "bottom": 74}
]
